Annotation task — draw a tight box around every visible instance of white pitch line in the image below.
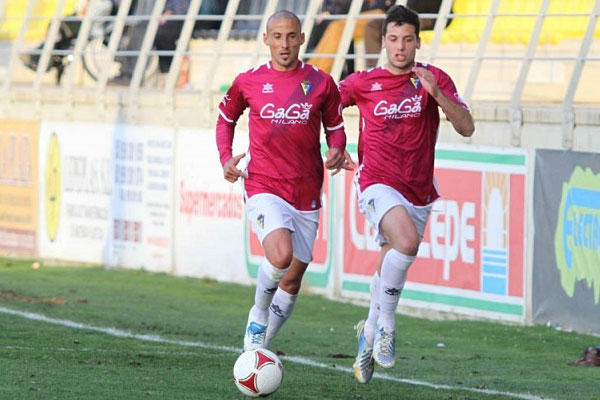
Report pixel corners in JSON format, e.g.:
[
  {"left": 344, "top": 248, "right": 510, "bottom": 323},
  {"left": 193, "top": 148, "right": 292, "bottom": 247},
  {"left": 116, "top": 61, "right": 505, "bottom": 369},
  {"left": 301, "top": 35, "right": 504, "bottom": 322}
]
[
  {"left": 1, "top": 345, "right": 206, "bottom": 357},
  {"left": 0, "top": 306, "right": 555, "bottom": 400}
]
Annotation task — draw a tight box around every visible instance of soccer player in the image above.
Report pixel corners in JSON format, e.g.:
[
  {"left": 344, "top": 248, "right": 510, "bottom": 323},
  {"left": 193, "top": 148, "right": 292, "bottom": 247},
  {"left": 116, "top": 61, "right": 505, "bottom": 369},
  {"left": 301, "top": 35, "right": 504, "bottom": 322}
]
[
  {"left": 338, "top": 5, "right": 474, "bottom": 383},
  {"left": 216, "top": 10, "right": 350, "bottom": 351}
]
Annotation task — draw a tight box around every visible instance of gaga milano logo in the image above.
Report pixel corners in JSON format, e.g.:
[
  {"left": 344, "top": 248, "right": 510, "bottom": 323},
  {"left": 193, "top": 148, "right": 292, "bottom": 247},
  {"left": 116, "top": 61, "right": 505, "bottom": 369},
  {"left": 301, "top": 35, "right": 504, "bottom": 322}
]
[
  {"left": 260, "top": 103, "right": 312, "bottom": 125},
  {"left": 373, "top": 95, "right": 422, "bottom": 119}
]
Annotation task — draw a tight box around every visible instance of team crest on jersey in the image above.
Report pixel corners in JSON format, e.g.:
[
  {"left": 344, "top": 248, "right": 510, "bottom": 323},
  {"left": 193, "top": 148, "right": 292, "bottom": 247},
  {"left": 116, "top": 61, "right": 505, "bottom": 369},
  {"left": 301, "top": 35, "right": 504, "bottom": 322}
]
[
  {"left": 262, "top": 83, "right": 274, "bottom": 93},
  {"left": 301, "top": 80, "right": 312, "bottom": 96},
  {"left": 410, "top": 76, "right": 420, "bottom": 89},
  {"left": 367, "top": 199, "right": 376, "bottom": 212},
  {"left": 370, "top": 82, "right": 382, "bottom": 91},
  {"left": 257, "top": 214, "right": 265, "bottom": 229}
]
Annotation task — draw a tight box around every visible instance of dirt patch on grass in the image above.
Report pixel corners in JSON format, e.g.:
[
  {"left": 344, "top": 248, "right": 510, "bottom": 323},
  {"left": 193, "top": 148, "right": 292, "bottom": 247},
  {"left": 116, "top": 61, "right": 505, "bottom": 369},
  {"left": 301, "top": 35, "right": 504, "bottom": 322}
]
[{"left": 0, "top": 290, "right": 67, "bottom": 305}]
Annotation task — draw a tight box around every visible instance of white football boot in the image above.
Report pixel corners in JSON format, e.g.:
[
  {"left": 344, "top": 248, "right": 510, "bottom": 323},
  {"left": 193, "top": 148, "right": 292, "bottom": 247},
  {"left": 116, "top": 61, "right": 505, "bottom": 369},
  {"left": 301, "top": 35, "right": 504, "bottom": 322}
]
[
  {"left": 373, "top": 326, "right": 396, "bottom": 368},
  {"left": 352, "top": 320, "right": 375, "bottom": 383}
]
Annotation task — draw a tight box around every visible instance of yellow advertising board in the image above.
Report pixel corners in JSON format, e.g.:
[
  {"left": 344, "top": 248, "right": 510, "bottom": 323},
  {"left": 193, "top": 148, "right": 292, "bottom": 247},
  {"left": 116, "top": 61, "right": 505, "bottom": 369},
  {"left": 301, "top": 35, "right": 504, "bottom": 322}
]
[{"left": 0, "top": 119, "right": 39, "bottom": 256}]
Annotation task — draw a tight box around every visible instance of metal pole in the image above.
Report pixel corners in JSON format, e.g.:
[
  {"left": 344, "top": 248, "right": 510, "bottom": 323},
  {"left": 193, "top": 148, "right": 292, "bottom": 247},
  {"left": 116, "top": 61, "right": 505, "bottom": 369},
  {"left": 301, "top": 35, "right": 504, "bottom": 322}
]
[
  {"left": 561, "top": 0, "right": 599, "bottom": 149},
  {"left": 423, "top": 0, "right": 454, "bottom": 63},
  {"left": 2, "top": 0, "right": 36, "bottom": 92},
  {"left": 129, "top": 0, "right": 166, "bottom": 95},
  {"left": 330, "top": 0, "right": 363, "bottom": 81},
  {"left": 164, "top": 0, "right": 204, "bottom": 97},
  {"left": 463, "top": 0, "right": 502, "bottom": 103},
  {"left": 0, "top": 0, "right": 6, "bottom": 22},
  {"left": 299, "top": 0, "right": 323, "bottom": 58},
  {"left": 201, "top": 0, "right": 241, "bottom": 108},
  {"left": 249, "top": 0, "right": 278, "bottom": 68},
  {"left": 33, "top": 0, "right": 67, "bottom": 91},
  {"left": 63, "top": 0, "right": 99, "bottom": 94},
  {"left": 95, "top": 0, "right": 133, "bottom": 96},
  {"left": 509, "top": 0, "right": 551, "bottom": 147}
]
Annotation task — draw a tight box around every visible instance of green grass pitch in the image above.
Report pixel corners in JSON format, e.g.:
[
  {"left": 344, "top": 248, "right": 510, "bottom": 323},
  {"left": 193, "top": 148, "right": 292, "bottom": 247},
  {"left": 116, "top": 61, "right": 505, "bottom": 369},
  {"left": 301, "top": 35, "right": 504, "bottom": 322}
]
[{"left": 0, "top": 257, "right": 598, "bottom": 399}]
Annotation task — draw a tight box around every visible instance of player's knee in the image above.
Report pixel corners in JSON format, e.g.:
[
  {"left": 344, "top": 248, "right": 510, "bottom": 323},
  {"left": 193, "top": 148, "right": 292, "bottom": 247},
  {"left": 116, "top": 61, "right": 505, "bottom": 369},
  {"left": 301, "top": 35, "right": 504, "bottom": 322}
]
[
  {"left": 263, "top": 260, "right": 288, "bottom": 281},
  {"left": 390, "top": 235, "right": 419, "bottom": 256},
  {"left": 279, "top": 278, "right": 301, "bottom": 295},
  {"left": 266, "top": 249, "right": 293, "bottom": 270}
]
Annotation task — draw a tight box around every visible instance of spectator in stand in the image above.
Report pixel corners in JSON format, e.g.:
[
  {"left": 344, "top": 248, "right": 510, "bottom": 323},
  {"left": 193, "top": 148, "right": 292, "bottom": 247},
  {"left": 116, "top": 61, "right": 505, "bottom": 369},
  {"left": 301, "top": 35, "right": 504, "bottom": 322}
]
[
  {"left": 307, "top": 0, "right": 392, "bottom": 75},
  {"left": 305, "top": 0, "right": 354, "bottom": 54},
  {"left": 20, "top": 0, "right": 136, "bottom": 75},
  {"left": 110, "top": 0, "right": 227, "bottom": 86},
  {"left": 155, "top": 0, "right": 227, "bottom": 79},
  {"left": 108, "top": 0, "right": 153, "bottom": 85},
  {"left": 75, "top": 0, "right": 126, "bottom": 37}
]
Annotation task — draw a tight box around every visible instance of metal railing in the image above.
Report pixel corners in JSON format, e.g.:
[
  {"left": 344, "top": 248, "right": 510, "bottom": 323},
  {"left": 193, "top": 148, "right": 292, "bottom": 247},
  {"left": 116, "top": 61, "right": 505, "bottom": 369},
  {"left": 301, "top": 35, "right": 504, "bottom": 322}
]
[{"left": 0, "top": 0, "right": 599, "bottom": 147}]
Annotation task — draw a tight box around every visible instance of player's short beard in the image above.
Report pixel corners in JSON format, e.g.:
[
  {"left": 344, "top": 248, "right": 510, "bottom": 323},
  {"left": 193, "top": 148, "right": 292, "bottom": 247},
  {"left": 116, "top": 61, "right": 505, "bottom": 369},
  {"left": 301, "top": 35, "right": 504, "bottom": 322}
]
[
  {"left": 397, "top": 59, "right": 413, "bottom": 70},
  {"left": 277, "top": 51, "right": 297, "bottom": 67}
]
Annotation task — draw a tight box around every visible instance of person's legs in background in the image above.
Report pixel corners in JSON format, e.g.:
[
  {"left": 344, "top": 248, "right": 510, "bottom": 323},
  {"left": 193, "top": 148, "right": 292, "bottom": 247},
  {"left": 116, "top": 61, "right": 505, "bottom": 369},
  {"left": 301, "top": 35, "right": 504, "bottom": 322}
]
[
  {"left": 305, "top": 19, "right": 330, "bottom": 55},
  {"left": 109, "top": 0, "right": 149, "bottom": 85},
  {"left": 155, "top": 20, "right": 184, "bottom": 74},
  {"left": 308, "top": 9, "right": 383, "bottom": 74},
  {"left": 364, "top": 17, "right": 384, "bottom": 69}
]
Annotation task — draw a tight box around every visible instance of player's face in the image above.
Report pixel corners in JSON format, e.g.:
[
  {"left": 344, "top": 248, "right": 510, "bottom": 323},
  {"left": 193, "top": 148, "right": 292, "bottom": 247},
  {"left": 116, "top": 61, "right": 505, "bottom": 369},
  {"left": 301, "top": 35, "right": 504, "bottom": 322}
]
[
  {"left": 263, "top": 17, "right": 305, "bottom": 71},
  {"left": 382, "top": 22, "right": 420, "bottom": 74}
]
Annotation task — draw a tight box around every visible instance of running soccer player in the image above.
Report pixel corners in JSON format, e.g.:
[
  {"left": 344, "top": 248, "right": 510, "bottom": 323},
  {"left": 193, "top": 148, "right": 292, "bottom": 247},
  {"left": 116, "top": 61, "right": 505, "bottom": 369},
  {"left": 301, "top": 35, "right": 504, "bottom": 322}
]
[
  {"left": 216, "top": 10, "right": 350, "bottom": 351},
  {"left": 338, "top": 5, "right": 475, "bottom": 383}
]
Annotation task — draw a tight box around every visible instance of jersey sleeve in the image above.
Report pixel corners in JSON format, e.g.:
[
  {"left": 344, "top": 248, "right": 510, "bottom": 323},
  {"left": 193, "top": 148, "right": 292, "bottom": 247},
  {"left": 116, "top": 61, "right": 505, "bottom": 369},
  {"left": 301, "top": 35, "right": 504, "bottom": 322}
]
[
  {"left": 216, "top": 75, "right": 248, "bottom": 167},
  {"left": 338, "top": 72, "right": 358, "bottom": 108},
  {"left": 436, "top": 68, "right": 470, "bottom": 111},
  {"left": 322, "top": 75, "right": 346, "bottom": 152}
]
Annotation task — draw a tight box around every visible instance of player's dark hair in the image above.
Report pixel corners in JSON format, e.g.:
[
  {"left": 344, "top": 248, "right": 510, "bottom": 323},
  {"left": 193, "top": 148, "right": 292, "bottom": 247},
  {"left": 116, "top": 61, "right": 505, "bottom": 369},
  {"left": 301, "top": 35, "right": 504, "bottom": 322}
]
[
  {"left": 266, "top": 10, "right": 302, "bottom": 32},
  {"left": 383, "top": 5, "right": 420, "bottom": 38}
]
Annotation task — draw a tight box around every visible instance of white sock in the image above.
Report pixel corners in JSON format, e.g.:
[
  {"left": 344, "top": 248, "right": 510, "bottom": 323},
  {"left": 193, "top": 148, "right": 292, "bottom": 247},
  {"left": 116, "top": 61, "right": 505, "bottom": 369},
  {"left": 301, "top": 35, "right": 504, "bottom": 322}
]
[
  {"left": 377, "top": 249, "right": 414, "bottom": 332},
  {"left": 264, "top": 288, "right": 298, "bottom": 347},
  {"left": 251, "top": 260, "right": 288, "bottom": 325},
  {"left": 364, "top": 271, "right": 380, "bottom": 345}
]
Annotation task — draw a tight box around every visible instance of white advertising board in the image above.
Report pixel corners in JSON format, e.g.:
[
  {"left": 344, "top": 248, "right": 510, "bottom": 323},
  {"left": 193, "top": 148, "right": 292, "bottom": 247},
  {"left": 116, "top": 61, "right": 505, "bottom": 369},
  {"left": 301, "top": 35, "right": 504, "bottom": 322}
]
[
  {"left": 38, "top": 122, "right": 174, "bottom": 271},
  {"left": 174, "top": 128, "right": 249, "bottom": 284},
  {"left": 106, "top": 124, "right": 174, "bottom": 272},
  {"left": 38, "top": 122, "right": 112, "bottom": 263}
]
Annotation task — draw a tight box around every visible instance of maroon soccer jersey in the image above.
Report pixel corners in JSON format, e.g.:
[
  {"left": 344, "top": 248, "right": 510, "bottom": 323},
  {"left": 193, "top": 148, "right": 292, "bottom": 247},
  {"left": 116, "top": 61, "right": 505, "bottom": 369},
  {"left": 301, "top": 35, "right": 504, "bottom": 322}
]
[
  {"left": 339, "top": 63, "right": 469, "bottom": 206},
  {"left": 216, "top": 61, "right": 346, "bottom": 211}
]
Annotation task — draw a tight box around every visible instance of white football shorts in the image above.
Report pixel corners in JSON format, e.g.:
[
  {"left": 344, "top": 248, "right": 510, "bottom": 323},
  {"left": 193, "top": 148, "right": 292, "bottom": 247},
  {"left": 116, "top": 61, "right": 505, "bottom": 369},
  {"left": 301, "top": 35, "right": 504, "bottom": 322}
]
[
  {"left": 245, "top": 193, "right": 320, "bottom": 263},
  {"left": 355, "top": 180, "right": 432, "bottom": 246}
]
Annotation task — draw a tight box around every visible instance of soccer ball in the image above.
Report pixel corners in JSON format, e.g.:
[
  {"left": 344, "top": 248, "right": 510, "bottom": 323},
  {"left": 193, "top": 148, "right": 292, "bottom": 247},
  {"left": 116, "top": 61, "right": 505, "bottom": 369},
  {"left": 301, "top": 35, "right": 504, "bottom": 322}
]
[{"left": 233, "top": 349, "right": 283, "bottom": 397}]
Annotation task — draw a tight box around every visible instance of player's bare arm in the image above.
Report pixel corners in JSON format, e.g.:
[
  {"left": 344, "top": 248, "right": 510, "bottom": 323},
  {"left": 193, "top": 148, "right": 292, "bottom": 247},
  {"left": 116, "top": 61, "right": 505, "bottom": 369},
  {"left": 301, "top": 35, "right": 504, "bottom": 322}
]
[
  {"left": 412, "top": 66, "right": 475, "bottom": 137},
  {"left": 223, "top": 153, "right": 248, "bottom": 183}
]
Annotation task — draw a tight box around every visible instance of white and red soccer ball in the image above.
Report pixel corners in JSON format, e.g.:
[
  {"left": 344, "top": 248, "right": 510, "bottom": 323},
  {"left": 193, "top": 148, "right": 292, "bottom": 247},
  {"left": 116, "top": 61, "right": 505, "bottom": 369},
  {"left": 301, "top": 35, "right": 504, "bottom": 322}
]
[{"left": 233, "top": 349, "right": 284, "bottom": 397}]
